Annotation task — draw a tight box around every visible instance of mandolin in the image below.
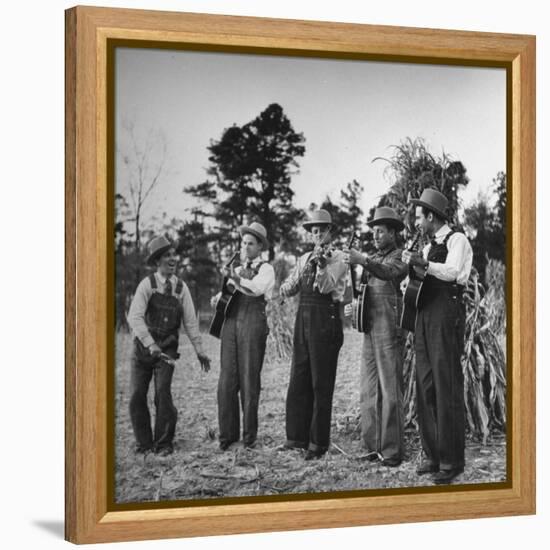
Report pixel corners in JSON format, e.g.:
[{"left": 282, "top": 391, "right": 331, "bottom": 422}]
[
  {"left": 399, "top": 232, "right": 426, "bottom": 332},
  {"left": 209, "top": 251, "right": 240, "bottom": 338}
]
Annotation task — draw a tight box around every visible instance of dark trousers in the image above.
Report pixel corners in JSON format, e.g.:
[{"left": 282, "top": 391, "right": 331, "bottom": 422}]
[
  {"left": 415, "top": 287, "right": 466, "bottom": 470},
  {"left": 286, "top": 301, "right": 343, "bottom": 452},
  {"left": 218, "top": 297, "right": 268, "bottom": 446},
  {"left": 361, "top": 285, "right": 405, "bottom": 460},
  {"left": 129, "top": 345, "right": 177, "bottom": 451}
]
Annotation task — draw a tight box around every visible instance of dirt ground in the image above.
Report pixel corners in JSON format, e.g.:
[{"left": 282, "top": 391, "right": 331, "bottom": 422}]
[{"left": 115, "top": 330, "right": 506, "bottom": 504}]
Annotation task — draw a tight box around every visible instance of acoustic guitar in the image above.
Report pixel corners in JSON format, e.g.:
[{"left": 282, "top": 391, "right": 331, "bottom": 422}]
[
  {"left": 399, "top": 232, "right": 426, "bottom": 332},
  {"left": 209, "top": 251, "right": 239, "bottom": 338}
]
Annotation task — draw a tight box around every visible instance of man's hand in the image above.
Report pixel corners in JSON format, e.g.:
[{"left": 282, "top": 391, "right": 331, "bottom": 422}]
[
  {"left": 402, "top": 250, "right": 427, "bottom": 269},
  {"left": 343, "top": 247, "right": 365, "bottom": 266},
  {"left": 197, "top": 353, "right": 211, "bottom": 373},
  {"left": 148, "top": 343, "right": 162, "bottom": 358},
  {"left": 229, "top": 265, "right": 241, "bottom": 285}
]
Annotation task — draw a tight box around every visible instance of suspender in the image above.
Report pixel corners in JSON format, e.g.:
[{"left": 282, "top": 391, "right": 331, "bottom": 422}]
[{"left": 149, "top": 274, "right": 184, "bottom": 297}]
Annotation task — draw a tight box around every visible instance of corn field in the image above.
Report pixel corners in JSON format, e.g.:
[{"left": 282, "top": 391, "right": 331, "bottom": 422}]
[{"left": 267, "top": 260, "right": 507, "bottom": 444}]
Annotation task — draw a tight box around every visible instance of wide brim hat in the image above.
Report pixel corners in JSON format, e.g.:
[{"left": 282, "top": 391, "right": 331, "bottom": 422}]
[
  {"left": 367, "top": 206, "right": 405, "bottom": 231},
  {"left": 238, "top": 221, "right": 269, "bottom": 248},
  {"left": 146, "top": 235, "right": 173, "bottom": 266},
  {"left": 411, "top": 188, "right": 449, "bottom": 220},
  {"left": 302, "top": 209, "right": 333, "bottom": 232}
]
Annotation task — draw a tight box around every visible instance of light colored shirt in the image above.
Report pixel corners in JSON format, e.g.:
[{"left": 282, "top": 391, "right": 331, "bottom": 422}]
[
  {"left": 422, "top": 224, "right": 473, "bottom": 285},
  {"left": 127, "top": 272, "right": 204, "bottom": 355},
  {"left": 280, "top": 248, "right": 348, "bottom": 302},
  {"left": 229, "top": 258, "right": 275, "bottom": 299}
]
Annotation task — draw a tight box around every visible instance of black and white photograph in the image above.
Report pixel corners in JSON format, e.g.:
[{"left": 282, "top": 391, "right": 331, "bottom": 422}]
[{"left": 113, "top": 46, "right": 507, "bottom": 504}]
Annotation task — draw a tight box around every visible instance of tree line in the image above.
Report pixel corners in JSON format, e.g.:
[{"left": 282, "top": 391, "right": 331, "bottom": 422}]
[{"left": 115, "top": 103, "right": 506, "bottom": 328}]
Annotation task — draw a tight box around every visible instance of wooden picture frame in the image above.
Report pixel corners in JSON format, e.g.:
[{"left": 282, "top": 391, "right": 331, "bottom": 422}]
[{"left": 65, "top": 5, "right": 535, "bottom": 544}]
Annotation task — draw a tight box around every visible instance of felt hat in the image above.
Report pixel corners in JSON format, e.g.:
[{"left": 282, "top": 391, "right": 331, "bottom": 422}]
[
  {"left": 302, "top": 209, "right": 333, "bottom": 232},
  {"left": 411, "top": 188, "right": 449, "bottom": 220},
  {"left": 367, "top": 206, "right": 405, "bottom": 231},
  {"left": 146, "top": 235, "right": 173, "bottom": 266},
  {"left": 238, "top": 222, "right": 269, "bottom": 248}
]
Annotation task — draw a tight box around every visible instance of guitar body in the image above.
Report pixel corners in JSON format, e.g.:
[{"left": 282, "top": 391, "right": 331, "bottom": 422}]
[
  {"left": 209, "top": 251, "right": 239, "bottom": 339},
  {"left": 209, "top": 279, "right": 236, "bottom": 338},
  {"left": 400, "top": 266, "right": 425, "bottom": 332},
  {"left": 352, "top": 283, "right": 368, "bottom": 333}
]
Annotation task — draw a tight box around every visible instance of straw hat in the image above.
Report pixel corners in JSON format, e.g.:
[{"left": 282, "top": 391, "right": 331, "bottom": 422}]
[
  {"left": 146, "top": 235, "right": 173, "bottom": 266},
  {"left": 302, "top": 209, "right": 333, "bottom": 232},
  {"left": 238, "top": 222, "right": 269, "bottom": 248}
]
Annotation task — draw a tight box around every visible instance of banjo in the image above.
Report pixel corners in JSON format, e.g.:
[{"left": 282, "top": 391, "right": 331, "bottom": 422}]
[{"left": 349, "top": 234, "right": 368, "bottom": 333}]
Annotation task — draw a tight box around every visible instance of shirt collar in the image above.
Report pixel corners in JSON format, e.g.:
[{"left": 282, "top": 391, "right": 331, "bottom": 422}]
[
  {"left": 155, "top": 272, "right": 173, "bottom": 284},
  {"left": 433, "top": 224, "right": 451, "bottom": 242}
]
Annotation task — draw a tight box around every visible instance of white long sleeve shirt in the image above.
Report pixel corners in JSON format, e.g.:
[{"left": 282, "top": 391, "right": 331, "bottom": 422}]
[
  {"left": 423, "top": 225, "right": 473, "bottom": 285},
  {"left": 229, "top": 258, "right": 275, "bottom": 299}
]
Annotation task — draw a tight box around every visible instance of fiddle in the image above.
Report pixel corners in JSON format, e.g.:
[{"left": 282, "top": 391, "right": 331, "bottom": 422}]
[{"left": 308, "top": 229, "right": 333, "bottom": 268}]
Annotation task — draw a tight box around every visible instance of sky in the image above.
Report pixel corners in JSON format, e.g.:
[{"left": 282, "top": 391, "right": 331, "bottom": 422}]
[{"left": 115, "top": 47, "right": 506, "bottom": 228}]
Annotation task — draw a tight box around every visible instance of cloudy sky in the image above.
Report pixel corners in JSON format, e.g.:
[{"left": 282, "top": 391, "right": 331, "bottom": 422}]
[{"left": 115, "top": 47, "right": 506, "bottom": 227}]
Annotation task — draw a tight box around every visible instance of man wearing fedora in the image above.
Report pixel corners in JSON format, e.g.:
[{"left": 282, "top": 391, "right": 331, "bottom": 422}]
[
  {"left": 402, "top": 188, "right": 473, "bottom": 484},
  {"left": 279, "top": 209, "right": 347, "bottom": 460},
  {"left": 343, "top": 206, "right": 408, "bottom": 467},
  {"left": 127, "top": 235, "right": 211, "bottom": 456},
  {"left": 214, "top": 222, "right": 275, "bottom": 451}
]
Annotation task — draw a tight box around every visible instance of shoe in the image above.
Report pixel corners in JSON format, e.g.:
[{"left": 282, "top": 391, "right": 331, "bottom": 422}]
[
  {"left": 135, "top": 445, "right": 152, "bottom": 455},
  {"left": 363, "top": 451, "right": 381, "bottom": 462},
  {"left": 416, "top": 461, "right": 439, "bottom": 475},
  {"left": 433, "top": 467, "right": 464, "bottom": 485},
  {"left": 244, "top": 440, "right": 257, "bottom": 449},
  {"left": 154, "top": 445, "right": 173, "bottom": 457},
  {"left": 381, "top": 457, "right": 402, "bottom": 467},
  {"left": 219, "top": 441, "right": 232, "bottom": 451},
  {"left": 305, "top": 449, "right": 326, "bottom": 461},
  {"left": 279, "top": 442, "right": 307, "bottom": 451}
]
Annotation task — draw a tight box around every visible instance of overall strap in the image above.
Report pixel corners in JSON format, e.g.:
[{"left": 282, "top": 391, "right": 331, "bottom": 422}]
[
  {"left": 175, "top": 278, "right": 184, "bottom": 297},
  {"left": 149, "top": 273, "right": 158, "bottom": 290},
  {"left": 252, "top": 261, "right": 265, "bottom": 276}
]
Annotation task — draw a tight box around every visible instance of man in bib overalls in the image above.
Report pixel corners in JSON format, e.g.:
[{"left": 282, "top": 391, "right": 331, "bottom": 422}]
[
  {"left": 215, "top": 222, "right": 275, "bottom": 451},
  {"left": 344, "top": 207, "right": 408, "bottom": 467},
  {"left": 127, "top": 235, "right": 211, "bottom": 456},
  {"left": 280, "top": 210, "right": 347, "bottom": 461}
]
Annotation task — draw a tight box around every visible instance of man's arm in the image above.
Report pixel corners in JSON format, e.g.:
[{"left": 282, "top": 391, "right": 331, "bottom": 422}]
[
  {"left": 180, "top": 283, "right": 205, "bottom": 356},
  {"left": 365, "top": 249, "right": 408, "bottom": 281},
  {"left": 427, "top": 233, "right": 472, "bottom": 282},
  {"left": 127, "top": 277, "right": 155, "bottom": 348},
  {"left": 237, "top": 263, "right": 276, "bottom": 298},
  {"left": 280, "top": 255, "right": 306, "bottom": 297}
]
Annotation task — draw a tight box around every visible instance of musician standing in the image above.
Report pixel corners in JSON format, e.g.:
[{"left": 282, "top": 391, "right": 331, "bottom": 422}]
[
  {"left": 279, "top": 209, "right": 347, "bottom": 460},
  {"left": 402, "top": 188, "right": 473, "bottom": 484},
  {"left": 127, "top": 236, "right": 211, "bottom": 456},
  {"left": 216, "top": 222, "right": 275, "bottom": 451},
  {"left": 343, "top": 207, "right": 408, "bottom": 467}
]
